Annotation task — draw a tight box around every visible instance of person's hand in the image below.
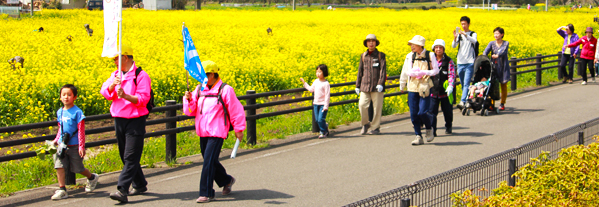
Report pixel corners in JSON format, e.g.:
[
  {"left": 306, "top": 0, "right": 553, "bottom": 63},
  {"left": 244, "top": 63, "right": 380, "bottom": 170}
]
[
  {"left": 111, "top": 75, "right": 121, "bottom": 88},
  {"left": 184, "top": 91, "right": 191, "bottom": 102},
  {"left": 376, "top": 85, "right": 383, "bottom": 92},
  {"left": 491, "top": 54, "right": 499, "bottom": 59},
  {"left": 235, "top": 131, "right": 243, "bottom": 141},
  {"left": 322, "top": 108, "right": 328, "bottom": 112},
  {"left": 574, "top": 54, "right": 578, "bottom": 59},
  {"left": 52, "top": 140, "right": 58, "bottom": 146},
  {"left": 355, "top": 88, "right": 360, "bottom": 95},
  {"left": 400, "top": 84, "right": 406, "bottom": 92},
  {"left": 117, "top": 87, "right": 126, "bottom": 98},
  {"left": 459, "top": 30, "right": 466, "bottom": 35},
  {"left": 445, "top": 86, "right": 454, "bottom": 95},
  {"left": 299, "top": 77, "right": 305, "bottom": 83},
  {"left": 79, "top": 149, "right": 86, "bottom": 158},
  {"left": 453, "top": 29, "right": 458, "bottom": 39}
]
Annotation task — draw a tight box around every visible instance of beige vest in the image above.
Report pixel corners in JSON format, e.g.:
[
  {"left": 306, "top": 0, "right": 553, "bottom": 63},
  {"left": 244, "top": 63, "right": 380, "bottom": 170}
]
[{"left": 407, "top": 51, "right": 435, "bottom": 97}]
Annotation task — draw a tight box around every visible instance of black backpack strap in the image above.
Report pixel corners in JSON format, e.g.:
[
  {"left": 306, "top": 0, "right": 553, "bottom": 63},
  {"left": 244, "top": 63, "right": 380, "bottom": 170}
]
[
  {"left": 218, "top": 83, "right": 230, "bottom": 128},
  {"left": 426, "top": 51, "right": 433, "bottom": 73},
  {"left": 133, "top": 67, "right": 143, "bottom": 86},
  {"left": 411, "top": 52, "right": 417, "bottom": 65}
]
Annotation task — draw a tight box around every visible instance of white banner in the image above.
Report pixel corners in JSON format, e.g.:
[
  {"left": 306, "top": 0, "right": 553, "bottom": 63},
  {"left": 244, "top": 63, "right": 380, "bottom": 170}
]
[{"left": 101, "top": 0, "right": 122, "bottom": 58}]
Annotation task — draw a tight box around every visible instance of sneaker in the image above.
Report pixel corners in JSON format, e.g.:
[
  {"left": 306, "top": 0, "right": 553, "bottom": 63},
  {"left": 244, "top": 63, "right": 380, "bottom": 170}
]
[
  {"left": 129, "top": 186, "right": 147, "bottom": 196},
  {"left": 499, "top": 104, "right": 505, "bottom": 111},
  {"left": 318, "top": 134, "right": 325, "bottom": 139},
  {"left": 457, "top": 102, "right": 465, "bottom": 110},
  {"left": 367, "top": 128, "right": 381, "bottom": 135},
  {"left": 109, "top": 191, "right": 128, "bottom": 203},
  {"left": 582, "top": 81, "right": 587, "bottom": 85},
  {"left": 196, "top": 196, "right": 214, "bottom": 203},
  {"left": 568, "top": 79, "right": 573, "bottom": 84},
  {"left": 411, "top": 135, "right": 424, "bottom": 145},
  {"left": 360, "top": 124, "right": 370, "bottom": 135},
  {"left": 593, "top": 77, "right": 596, "bottom": 82},
  {"left": 445, "top": 127, "right": 452, "bottom": 134},
  {"left": 425, "top": 129, "right": 434, "bottom": 142},
  {"left": 222, "top": 176, "right": 235, "bottom": 196},
  {"left": 562, "top": 77, "right": 568, "bottom": 83},
  {"left": 85, "top": 173, "right": 99, "bottom": 193},
  {"left": 51, "top": 189, "right": 68, "bottom": 200}
]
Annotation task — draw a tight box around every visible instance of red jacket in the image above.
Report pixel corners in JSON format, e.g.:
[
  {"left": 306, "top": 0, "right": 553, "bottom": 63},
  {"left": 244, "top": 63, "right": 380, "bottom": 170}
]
[{"left": 568, "top": 36, "right": 597, "bottom": 60}]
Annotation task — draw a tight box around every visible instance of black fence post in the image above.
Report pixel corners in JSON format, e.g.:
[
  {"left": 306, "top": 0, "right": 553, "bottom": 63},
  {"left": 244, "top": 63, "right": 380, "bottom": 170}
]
[
  {"left": 578, "top": 131, "right": 584, "bottom": 145},
  {"left": 400, "top": 198, "right": 411, "bottom": 207},
  {"left": 368, "top": 101, "right": 374, "bottom": 122},
  {"left": 246, "top": 90, "right": 257, "bottom": 145},
  {"left": 65, "top": 161, "right": 76, "bottom": 185},
  {"left": 165, "top": 100, "right": 177, "bottom": 163},
  {"left": 536, "top": 54, "right": 543, "bottom": 86},
  {"left": 508, "top": 158, "right": 517, "bottom": 187},
  {"left": 510, "top": 57, "right": 518, "bottom": 91},
  {"left": 557, "top": 52, "right": 563, "bottom": 80},
  {"left": 311, "top": 102, "right": 319, "bottom": 133}
]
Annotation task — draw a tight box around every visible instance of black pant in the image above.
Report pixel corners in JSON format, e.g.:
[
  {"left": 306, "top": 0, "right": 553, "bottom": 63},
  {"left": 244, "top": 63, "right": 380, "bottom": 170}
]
[
  {"left": 199, "top": 137, "right": 232, "bottom": 198},
  {"left": 579, "top": 58, "right": 596, "bottom": 82},
  {"left": 560, "top": 53, "right": 575, "bottom": 80},
  {"left": 430, "top": 97, "right": 453, "bottom": 133},
  {"left": 114, "top": 116, "right": 148, "bottom": 194}
]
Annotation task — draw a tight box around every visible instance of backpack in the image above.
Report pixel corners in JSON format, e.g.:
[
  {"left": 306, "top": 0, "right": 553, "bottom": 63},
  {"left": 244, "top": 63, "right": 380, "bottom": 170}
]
[
  {"left": 133, "top": 67, "right": 155, "bottom": 113},
  {"left": 457, "top": 31, "right": 479, "bottom": 59},
  {"left": 197, "top": 83, "right": 234, "bottom": 132},
  {"left": 411, "top": 50, "right": 433, "bottom": 71}
]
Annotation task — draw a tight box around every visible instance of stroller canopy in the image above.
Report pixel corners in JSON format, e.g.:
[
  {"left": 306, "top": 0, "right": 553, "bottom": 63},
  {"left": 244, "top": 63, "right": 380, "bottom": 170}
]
[{"left": 472, "top": 55, "right": 494, "bottom": 83}]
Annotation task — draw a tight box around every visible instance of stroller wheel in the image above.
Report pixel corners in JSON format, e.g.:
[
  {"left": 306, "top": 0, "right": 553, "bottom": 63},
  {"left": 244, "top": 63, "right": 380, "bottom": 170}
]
[
  {"left": 496, "top": 107, "right": 500, "bottom": 114},
  {"left": 480, "top": 109, "right": 486, "bottom": 116},
  {"left": 467, "top": 109, "right": 471, "bottom": 116},
  {"left": 485, "top": 110, "right": 489, "bottom": 116},
  {"left": 462, "top": 108, "right": 467, "bottom": 116}
]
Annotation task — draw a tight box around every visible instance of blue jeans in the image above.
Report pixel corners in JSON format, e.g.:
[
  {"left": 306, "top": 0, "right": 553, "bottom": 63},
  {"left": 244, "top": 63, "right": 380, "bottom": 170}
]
[
  {"left": 408, "top": 92, "right": 433, "bottom": 135},
  {"left": 457, "top": 63, "right": 474, "bottom": 103},
  {"left": 313, "top": 105, "right": 329, "bottom": 134}
]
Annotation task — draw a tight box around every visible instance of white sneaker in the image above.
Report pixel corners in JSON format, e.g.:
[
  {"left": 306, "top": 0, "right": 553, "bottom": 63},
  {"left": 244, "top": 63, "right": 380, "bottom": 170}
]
[
  {"left": 85, "top": 173, "right": 99, "bottom": 193},
  {"left": 51, "top": 189, "right": 68, "bottom": 200},
  {"left": 425, "top": 129, "right": 435, "bottom": 142},
  {"left": 593, "top": 77, "right": 596, "bottom": 82},
  {"left": 411, "top": 135, "right": 424, "bottom": 145},
  {"left": 582, "top": 81, "right": 587, "bottom": 85}
]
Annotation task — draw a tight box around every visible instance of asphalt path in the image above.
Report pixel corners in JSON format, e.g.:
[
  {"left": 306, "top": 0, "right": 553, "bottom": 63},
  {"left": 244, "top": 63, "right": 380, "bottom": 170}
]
[{"left": 3, "top": 80, "right": 599, "bottom": 207}]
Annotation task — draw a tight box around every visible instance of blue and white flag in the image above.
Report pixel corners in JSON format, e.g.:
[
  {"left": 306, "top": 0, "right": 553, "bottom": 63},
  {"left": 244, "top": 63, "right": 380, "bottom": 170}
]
[{"left": 182, "top": 27, "right": 208, "bottom": 90}]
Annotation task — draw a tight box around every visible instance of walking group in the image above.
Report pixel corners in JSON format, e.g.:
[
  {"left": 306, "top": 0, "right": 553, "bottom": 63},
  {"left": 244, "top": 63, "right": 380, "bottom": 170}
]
[{"left": 48, "top": 15, "right": 594, "bottom": 204}]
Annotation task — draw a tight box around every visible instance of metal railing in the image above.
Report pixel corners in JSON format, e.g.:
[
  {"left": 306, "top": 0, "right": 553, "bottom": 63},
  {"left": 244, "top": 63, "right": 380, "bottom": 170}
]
[
  {"left": 343, "top": 117, "right": 599, "bottom": 207},
  {"left": 509, "top": 51, "right": 575, "bottom": 91}
]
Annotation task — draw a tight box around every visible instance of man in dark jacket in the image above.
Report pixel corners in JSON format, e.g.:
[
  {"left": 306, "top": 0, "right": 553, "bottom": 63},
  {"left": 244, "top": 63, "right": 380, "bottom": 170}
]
[
  {"left": 430, "top": 39, "right": 456, "bottom": 136},
  {"left": 356, "top": 34, "right": 387, "bottom": 135}
]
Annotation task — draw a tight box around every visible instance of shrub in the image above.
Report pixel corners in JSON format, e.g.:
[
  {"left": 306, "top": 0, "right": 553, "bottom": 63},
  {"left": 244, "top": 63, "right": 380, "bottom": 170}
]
[{"left": 451, "top": 138, "right": 599, "bottom": 206}]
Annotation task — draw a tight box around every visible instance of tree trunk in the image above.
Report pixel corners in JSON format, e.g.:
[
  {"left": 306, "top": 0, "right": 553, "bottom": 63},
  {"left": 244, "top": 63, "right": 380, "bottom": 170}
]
[{"left": 196, "top": 0, "right": 201, "bottom": 9}]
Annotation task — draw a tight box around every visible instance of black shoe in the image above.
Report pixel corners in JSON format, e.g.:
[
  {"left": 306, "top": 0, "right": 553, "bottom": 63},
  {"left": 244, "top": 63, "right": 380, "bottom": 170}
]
[
  {"left": 129, "top": 187, "right": 147, "bottom": 196},
  {"left": 433, "top": 131, "right": 437, "bottom": 137},
  {"left": 445, "top": 127, "right": 452, "bottom": 134},
  {"left": 110, "top": 191, "right": 128, "bottom": 203}
]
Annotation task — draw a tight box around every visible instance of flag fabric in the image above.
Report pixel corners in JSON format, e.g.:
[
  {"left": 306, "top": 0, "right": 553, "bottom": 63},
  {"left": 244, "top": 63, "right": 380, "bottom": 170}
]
[
  {"left": 101, "top": 0, "right": 122, "bottom": 58},
  {"left": 182, "top": 27, "right": 208, "bottom": 90}
]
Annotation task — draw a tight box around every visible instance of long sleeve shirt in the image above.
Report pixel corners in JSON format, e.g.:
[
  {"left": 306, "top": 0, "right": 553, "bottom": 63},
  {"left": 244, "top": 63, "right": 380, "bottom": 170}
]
[
  {"left": 557, "top": 29, "right": 580, "bottom": 55},
  {"left": 452, "top": 31, "right": 478, "bottom": 64},
  {"left": 400, "top": 50, "right": 440, "bottom": 91},
  {"left": 303, "top": 79, "right": 331, "bottom": 110}
]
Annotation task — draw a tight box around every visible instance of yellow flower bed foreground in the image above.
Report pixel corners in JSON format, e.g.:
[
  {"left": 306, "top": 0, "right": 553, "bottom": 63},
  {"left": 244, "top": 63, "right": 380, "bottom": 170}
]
[{"left": 0, "top": 8, "right": 592, "bottom": 126}]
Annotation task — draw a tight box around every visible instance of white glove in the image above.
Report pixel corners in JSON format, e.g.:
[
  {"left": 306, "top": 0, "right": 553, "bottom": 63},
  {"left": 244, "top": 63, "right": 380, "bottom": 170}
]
[
  {"left": 376, "top": 85, "right": 383, "bottom": 92},
  {"left": 445, "top": 86, "right": 453, "bottom": 95},
  {"left": 355, "top": 88, "right": 360, "bottom": 95}
]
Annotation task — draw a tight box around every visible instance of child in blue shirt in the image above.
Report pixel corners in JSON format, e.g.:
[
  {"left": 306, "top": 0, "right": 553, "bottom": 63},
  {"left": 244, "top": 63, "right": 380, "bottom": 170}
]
[{"left": 51, "top": 84, "right": 99, "bottom": 200}]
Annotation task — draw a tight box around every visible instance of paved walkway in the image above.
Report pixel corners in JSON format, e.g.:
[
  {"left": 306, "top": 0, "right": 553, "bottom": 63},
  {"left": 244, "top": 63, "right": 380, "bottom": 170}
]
[{"left": 2, "top": 81, "right": 599, "bottom": 207}]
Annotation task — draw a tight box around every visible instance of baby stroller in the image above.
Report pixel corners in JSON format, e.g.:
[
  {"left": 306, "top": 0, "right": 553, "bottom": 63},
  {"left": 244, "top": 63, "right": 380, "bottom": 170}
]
[{"left": 462, "top": 55, "right": 500, "bottom": 116}]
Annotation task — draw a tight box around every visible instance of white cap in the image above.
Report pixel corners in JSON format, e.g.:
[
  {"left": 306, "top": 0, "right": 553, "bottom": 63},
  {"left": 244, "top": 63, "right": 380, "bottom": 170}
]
[{"left": 431, "top": 39, "right": 446, "bottom": 51}]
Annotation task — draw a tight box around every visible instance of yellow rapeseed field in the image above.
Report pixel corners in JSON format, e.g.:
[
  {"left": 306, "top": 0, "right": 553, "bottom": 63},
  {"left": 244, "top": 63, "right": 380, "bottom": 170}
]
[{"left": 0, "top": 8, "right": 595, "bottom": 126}]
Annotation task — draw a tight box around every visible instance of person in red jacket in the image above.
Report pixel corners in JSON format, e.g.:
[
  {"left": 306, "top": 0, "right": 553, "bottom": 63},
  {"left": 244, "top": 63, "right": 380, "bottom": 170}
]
[{"left": 568, "top": 27, "right": 597, "bottom": 85}]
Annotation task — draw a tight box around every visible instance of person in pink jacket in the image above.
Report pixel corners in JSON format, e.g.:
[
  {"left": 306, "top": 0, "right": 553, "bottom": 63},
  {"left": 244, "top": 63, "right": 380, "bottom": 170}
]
[
  {"left": 183, "top": 60, "right": 246, "bottom": 203},
  {"left": 100, "top": 45, "right": 151, "bottom": 203},
  {"left": 568, "top": 27, "right": 597, "bottom": 85}
]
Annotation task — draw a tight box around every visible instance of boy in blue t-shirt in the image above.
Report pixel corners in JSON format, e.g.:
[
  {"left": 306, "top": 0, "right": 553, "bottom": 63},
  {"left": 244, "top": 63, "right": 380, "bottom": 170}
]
[{"left": 51, "top": 84, "right": 99, "bottom": 200}]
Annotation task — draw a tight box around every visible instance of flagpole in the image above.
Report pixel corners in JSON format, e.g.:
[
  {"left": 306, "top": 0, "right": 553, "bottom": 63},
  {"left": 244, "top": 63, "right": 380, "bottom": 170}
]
[
  {"left": 183, "top": 22, "right": 189, "bottom": 92},
  {"left": 117, "top": 3, "right": 123, "bottom": 99}
]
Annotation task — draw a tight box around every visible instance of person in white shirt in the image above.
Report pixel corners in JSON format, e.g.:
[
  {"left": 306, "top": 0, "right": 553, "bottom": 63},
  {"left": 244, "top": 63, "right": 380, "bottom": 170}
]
[
  {"left": 452, "top": 16, "right": 478, "bottom": 111},
  {"left": 400, "top": 35, "right": 440, "bottom": 145}
]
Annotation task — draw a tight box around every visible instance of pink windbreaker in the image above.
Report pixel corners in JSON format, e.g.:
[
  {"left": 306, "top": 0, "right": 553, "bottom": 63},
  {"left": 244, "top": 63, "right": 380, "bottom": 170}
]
[
  {"left": 100, "top": 62, "right": 151, "bottom": 118},
  {"left": 183, "top": 80, "right": 246, "bottom": 139}
]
